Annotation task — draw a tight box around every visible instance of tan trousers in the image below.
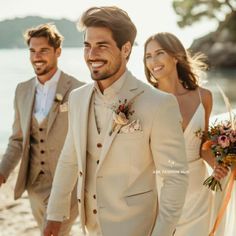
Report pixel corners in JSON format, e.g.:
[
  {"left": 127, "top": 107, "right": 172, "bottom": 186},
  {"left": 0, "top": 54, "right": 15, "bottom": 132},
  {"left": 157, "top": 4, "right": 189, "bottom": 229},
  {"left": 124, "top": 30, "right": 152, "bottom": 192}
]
[{"left": 27, "top": 172, "right": 78, "bottom": 236}]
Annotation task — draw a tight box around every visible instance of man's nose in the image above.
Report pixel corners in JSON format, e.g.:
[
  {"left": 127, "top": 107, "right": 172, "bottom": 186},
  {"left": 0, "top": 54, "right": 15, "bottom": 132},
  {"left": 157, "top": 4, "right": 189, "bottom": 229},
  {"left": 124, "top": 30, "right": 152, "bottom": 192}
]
[
  {"left": 33, "top": 51, "right": 43, "bottom": 59},
  {"left": 87, "top": 47, "right": 98, "bottom": 60}
]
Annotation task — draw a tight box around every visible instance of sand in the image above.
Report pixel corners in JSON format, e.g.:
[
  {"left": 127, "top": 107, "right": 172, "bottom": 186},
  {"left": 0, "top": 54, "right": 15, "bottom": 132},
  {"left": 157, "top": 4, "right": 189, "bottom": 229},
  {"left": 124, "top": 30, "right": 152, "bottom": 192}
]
[{"left": 0, "top": 162, "right": 83, "bottom": 236}]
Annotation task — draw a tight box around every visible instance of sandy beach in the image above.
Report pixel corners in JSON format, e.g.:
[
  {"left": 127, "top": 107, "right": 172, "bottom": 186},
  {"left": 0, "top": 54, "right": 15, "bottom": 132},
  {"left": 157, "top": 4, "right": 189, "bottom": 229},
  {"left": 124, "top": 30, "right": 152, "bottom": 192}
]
[{"left": 0, "top": 157, "right": 83, "bottom": 236}]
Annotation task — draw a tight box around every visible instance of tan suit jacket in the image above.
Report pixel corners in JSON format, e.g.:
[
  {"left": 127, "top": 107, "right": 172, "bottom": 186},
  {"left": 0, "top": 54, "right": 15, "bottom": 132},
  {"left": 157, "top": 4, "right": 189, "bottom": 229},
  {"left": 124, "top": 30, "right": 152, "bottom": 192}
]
[
  {"left": 47, "top": 71, "right": 189, "bottom": 236},
  {"left": 0, "top": 71, "right": 84, "bottom": 199}
]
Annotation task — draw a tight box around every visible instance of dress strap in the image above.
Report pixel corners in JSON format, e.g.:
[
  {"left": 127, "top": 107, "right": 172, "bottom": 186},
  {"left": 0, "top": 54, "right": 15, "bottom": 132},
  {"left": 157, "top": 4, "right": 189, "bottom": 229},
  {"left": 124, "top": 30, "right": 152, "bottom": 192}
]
[{"left": 197, "top": 88, "right": 202, "bottom": 104}]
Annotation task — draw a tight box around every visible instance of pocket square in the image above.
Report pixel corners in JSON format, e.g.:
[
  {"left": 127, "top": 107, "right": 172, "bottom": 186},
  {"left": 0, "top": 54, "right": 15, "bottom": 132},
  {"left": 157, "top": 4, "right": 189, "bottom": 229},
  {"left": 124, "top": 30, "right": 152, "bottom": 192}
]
[
  {"left": 120, "top": 119, "right": 142, "bottom": 134},
  {"left": 59, "top": 102, "right": 68, "bottom": 112}
]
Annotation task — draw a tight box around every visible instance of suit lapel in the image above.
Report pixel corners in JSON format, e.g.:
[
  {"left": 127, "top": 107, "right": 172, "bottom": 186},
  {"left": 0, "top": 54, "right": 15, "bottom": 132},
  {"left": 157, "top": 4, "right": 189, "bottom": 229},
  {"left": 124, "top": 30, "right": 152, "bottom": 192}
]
[
  {"left": 22, "top": 78, "right": 36, "bottom": 139},
  {"left": 96, "top": 72, "right": 144, "bottom": 172},
  {"left": 77, "top": 85, "right": 95, "bottom": 173},
  {"left": 47, "top": 72, "right": 71, "bottom": 134}
]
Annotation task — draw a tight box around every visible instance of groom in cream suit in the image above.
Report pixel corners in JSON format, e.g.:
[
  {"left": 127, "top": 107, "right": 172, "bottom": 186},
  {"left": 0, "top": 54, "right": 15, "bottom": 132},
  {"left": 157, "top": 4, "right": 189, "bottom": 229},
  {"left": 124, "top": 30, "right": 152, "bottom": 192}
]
[
  {"left": 45, "top": 7, "right": 188, "bottom": 236},
  {"left": 0, "top": 24, "right": 84, "bottom": 235}
]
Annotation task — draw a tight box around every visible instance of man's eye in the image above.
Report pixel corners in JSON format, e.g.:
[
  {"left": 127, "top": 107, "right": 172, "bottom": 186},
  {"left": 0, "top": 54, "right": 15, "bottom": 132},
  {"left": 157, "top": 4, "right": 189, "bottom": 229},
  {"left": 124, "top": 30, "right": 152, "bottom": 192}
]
[{"left": 41, "top": 49, "right": 50, "bottom": 54}]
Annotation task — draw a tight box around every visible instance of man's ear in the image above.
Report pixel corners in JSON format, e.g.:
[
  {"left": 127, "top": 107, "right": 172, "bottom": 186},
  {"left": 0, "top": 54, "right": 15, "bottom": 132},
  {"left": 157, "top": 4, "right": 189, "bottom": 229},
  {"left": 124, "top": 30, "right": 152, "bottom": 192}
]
[
  {"left": 56, "top": 47, "right": 62, "bottom": 57},
  {"left": 122, "top": 41, "right": 132, "bottom": 59}
]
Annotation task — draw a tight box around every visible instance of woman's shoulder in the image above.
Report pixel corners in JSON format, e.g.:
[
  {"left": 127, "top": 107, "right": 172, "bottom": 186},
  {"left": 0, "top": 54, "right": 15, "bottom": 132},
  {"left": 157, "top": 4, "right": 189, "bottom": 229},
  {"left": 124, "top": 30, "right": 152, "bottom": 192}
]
[
  {"left": 198, "top": 87, "right": 212, "bottom": 109},
  {"left": 199, "top": 87, "right": 212, "bottom": 100}
]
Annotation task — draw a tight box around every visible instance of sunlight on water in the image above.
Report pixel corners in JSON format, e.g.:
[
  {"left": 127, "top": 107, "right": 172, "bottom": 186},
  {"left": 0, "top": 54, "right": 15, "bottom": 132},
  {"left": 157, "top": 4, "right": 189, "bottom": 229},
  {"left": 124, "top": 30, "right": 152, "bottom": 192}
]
[{"left": 0, "top": 48, "right": 236, "bottom": 151}]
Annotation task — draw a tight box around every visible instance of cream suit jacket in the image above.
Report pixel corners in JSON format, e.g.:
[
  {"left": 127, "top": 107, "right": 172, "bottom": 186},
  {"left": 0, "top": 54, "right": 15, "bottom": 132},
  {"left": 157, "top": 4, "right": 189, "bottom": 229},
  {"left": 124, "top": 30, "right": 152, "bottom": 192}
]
[
  {"left": 0, "top": 72, "right": 84, "bottom": 199},
  {"left": 47, "top": 71, "right": 189, "bottom": 236}
]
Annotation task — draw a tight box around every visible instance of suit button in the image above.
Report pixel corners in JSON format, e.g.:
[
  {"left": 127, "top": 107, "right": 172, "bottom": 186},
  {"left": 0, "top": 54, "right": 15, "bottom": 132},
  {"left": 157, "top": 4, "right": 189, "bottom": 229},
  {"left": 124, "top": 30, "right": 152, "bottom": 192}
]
[
  {"left": 41, "top": 161, "right": 45, "bottom": 165},
  {"left": 96, "top": 160, "right": 99, "bottom": 165},
  {"left": 39, "top": 128, "right": 43, "bottom": 131},
  {"left": 93, "top": 194, "right": 96, "bottom": 199},
  {"left": 93, "top": 209, "right": 97, "bottom": 214},
  {"left": 40, "top": 139, "right": 44, "bottom": 143},
  {"left": 79, "top": 171, "right": 83, "bottom": 176},
  {"left": 97, "top": 143, "right": 102, "bottom": 148},
  {"left": 40, "top": 150, "right": 45, "bottom": 154}
]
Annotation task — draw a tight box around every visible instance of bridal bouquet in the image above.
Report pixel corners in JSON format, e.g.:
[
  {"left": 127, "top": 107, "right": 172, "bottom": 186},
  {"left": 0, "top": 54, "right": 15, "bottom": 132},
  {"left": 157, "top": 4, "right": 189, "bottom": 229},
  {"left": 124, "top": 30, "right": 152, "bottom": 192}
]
[
  {"left": 202, "top": 84, "right": 236, "bottom": 191},
  {"left": 202, "top": 121, "right": 236, "bottom": 191}
]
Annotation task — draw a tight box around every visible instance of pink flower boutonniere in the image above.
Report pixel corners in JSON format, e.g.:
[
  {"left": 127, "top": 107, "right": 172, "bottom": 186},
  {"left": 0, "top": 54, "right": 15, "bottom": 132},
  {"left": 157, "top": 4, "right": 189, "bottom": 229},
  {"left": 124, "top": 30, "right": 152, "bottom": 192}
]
[{"left": 110, "top": 90, "right": 144, "bottom": 135}]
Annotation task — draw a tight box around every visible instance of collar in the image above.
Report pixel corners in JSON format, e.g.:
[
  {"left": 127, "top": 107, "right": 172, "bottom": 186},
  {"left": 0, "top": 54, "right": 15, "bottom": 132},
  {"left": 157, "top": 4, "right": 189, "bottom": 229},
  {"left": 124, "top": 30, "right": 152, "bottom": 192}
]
[
  {"left": 93, "top": 70, "right": 128, "bottom": 98},
  {"left": 35, "top": 69, "right": 61, "bottom": 88}
]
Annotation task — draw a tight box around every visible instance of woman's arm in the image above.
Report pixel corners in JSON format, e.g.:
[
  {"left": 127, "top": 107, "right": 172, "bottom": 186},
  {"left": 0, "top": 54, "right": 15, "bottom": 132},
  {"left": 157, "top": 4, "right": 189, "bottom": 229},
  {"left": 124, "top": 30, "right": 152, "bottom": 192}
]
[
  {"left": 200, "top": 87, "right": 229, "bottom": 180},
  {"left": 200, "top": 88, "right": 214, "bottom": 166}
]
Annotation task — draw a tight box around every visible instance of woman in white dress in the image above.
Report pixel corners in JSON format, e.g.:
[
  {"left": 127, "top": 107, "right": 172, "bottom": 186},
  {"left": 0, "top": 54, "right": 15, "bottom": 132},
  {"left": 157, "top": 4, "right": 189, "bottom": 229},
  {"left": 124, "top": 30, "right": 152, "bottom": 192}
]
[{"left": 143, "top": 32, "right": 229, "bottom": 236}]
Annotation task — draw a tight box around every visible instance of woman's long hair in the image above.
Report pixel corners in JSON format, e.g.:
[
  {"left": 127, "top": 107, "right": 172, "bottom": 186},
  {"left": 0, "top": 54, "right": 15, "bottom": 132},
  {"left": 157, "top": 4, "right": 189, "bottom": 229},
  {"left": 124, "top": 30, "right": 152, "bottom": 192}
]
[{"left": 143, "top": 32, "right": 208, "bottom": 90}]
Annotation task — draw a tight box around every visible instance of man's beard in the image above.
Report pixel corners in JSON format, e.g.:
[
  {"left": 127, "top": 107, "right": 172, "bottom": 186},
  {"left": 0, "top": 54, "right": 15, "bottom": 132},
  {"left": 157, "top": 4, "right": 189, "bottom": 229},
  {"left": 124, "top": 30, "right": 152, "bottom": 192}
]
[
  {"left": 91, "top": 69, "right": 120, "bottom": 81},
  {"left": 33, "top": 64, "right": 53, "bottom": 76},
  {"left": 34, "top": 68, "right": 50, "bottom": 76},
  {"left": 90, "top": 60, "right": 122, "bottom": 81}
]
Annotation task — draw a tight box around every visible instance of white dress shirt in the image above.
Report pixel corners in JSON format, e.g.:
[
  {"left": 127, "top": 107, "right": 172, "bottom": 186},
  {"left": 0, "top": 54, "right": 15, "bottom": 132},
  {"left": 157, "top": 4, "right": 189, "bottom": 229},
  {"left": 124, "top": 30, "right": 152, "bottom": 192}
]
[{"left": 34, "top": 69, "right": 61, "bottom": 124}]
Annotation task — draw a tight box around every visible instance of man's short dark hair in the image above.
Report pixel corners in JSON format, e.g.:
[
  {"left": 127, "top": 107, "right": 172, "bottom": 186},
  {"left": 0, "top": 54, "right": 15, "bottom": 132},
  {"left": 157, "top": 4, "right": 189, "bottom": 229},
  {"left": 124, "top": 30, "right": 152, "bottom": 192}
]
[{"left": 78, "top": 6, "right": 137, "bottom": 50}]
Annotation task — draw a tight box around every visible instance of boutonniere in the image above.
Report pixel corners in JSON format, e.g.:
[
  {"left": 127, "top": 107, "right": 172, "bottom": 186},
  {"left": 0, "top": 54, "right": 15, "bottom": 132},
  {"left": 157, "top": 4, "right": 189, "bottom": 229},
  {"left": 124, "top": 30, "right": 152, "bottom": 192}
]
[
  {"left": 54, "top": 93, "right": 63, "bottom": 103},
  {"left": 110, "top": 90, "right": 144, "bottom": 135},
  {"left": 54, "top": 93, "right": 63, "bottom": 112}
]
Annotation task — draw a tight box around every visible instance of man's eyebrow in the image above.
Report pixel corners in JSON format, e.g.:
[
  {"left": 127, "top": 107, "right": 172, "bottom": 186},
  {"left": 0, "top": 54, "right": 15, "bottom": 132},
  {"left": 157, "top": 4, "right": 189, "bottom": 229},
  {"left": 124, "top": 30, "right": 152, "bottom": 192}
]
[{"left": 84, "top": 41, "right": 110, "bottom": 45}]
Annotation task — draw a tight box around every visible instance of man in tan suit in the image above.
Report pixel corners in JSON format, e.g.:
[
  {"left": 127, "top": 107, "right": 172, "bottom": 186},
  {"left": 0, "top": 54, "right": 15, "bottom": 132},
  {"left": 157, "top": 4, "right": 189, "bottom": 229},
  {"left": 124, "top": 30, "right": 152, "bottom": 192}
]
[
  {"left": 44, "top": 7, "right": 188, "bottom": 236},
  {"left": 0, "top": 24, "right": 84, "bottom": 235}
]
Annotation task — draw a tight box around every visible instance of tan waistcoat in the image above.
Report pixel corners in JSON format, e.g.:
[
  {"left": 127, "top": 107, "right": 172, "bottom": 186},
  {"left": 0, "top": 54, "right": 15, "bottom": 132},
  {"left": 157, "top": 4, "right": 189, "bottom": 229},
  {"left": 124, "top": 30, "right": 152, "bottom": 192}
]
[
  {"left": 85, "top": 96, "right": 107, "bottom": 234},
  {"left": 27, "top": 116, "right": 51, "bottom": 186}
]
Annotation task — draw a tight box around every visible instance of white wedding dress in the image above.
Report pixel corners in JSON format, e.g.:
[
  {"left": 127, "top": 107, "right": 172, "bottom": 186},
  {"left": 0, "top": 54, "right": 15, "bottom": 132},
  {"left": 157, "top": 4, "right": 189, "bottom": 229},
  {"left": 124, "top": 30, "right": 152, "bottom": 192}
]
[
  {"left": 155, "top": 90, "right": 212, "bottom": 235},
  {"left": 174, "top": 91, "right": 213, "bottom": 236},
  {"left": 175, "top": 92, "right": 236, "bottom": 236},
  {"left": 156, "top": 90, "right": 236, "bottom": 235}
]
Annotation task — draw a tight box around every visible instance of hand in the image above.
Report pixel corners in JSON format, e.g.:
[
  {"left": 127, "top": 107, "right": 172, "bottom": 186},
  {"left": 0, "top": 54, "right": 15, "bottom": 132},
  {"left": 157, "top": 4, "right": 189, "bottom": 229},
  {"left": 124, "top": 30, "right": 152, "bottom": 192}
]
[
  {"left": 213, "top": 164, "right": 229, "bottom": 181},
  {"left": 0, "top": 174, "right": 6, "bottom": 187},
  {"left": 44, "top": 220, "right": 62, "bottom": 236}
]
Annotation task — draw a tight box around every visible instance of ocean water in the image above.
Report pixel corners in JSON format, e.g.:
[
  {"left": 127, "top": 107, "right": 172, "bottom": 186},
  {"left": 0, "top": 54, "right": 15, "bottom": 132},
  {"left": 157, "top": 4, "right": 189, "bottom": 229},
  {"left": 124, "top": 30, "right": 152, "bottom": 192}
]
[{"left": 0, "top": 47, "right": 236, "bottom": 151}]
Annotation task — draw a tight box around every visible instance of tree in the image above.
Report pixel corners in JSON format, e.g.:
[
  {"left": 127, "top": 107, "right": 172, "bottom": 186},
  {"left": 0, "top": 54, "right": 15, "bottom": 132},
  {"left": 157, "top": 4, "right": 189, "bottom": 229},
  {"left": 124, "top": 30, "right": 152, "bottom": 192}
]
[{"left": 173, "top": 0, "right": 236, "bottom": 27}]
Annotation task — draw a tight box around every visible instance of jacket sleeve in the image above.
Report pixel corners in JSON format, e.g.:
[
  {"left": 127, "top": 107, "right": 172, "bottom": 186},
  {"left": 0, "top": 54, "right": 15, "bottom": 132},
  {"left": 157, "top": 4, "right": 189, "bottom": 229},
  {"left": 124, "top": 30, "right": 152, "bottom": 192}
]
[
  {"left": 0, "top": 85, "right": 23, "bottom": 180},
  {"left": 151, "top": 94, "right": 189, "bottom": 236}
]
